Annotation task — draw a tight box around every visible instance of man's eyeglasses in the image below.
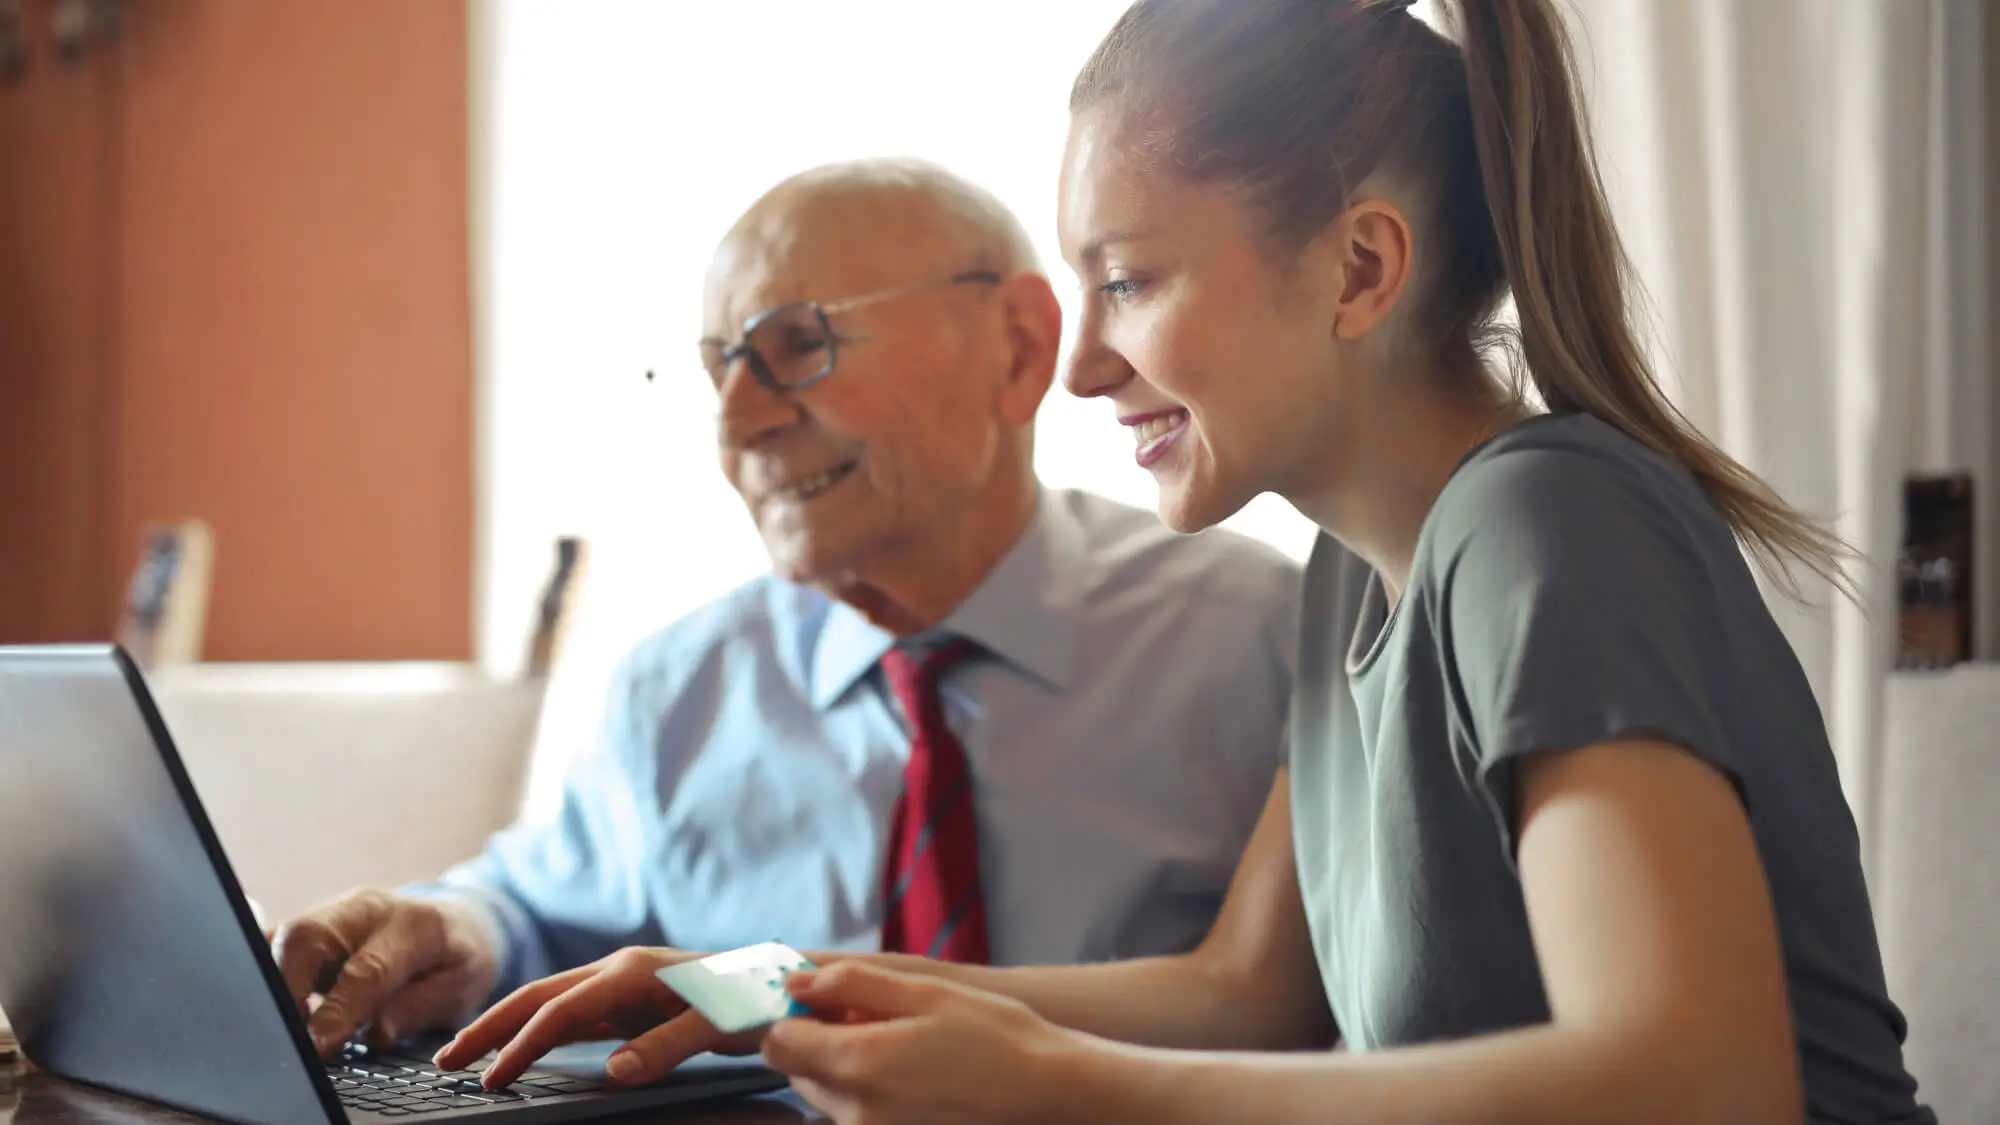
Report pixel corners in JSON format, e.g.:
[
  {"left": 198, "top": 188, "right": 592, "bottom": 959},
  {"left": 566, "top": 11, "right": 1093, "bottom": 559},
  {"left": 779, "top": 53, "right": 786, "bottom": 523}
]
[{"left": 683, "top": 269, "right": 1002, "bottom": 394}]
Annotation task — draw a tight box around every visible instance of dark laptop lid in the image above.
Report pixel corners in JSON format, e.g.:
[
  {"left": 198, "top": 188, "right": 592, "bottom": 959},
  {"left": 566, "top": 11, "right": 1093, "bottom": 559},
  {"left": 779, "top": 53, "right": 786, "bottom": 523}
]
[{"left": 0, "top": 645, "right": 340, "bottom": 1124}]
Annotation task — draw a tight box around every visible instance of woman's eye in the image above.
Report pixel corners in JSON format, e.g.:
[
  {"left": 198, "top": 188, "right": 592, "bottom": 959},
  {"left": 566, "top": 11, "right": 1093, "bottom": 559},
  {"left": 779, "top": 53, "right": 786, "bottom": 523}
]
[{"left": 1098, "top": 278, "right": 1145, "bottom": 301}]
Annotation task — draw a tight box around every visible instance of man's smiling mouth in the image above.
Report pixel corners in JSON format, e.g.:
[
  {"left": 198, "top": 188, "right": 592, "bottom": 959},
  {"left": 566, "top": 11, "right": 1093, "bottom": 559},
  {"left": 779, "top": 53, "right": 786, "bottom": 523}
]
[{"left": 767, "top": 459, "right": 860, "bottom": 503}]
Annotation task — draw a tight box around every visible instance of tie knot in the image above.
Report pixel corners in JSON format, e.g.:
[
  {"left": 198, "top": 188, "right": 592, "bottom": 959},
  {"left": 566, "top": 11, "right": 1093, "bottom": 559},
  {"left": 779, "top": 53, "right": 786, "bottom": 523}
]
[{"left": 879, "top": 636, "right": 979, "bottom": 696}]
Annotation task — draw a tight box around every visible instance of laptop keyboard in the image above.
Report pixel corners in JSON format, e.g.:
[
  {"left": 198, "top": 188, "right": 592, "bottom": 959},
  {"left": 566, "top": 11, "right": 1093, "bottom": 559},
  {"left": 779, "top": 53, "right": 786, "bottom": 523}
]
[{"left": 327, "top": 1042, "right": 602, "bottom": 1116}]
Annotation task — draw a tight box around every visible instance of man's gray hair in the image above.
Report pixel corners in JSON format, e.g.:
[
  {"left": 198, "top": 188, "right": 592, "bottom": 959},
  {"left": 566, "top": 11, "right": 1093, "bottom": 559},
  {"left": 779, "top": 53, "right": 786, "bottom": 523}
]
[{"left": 771, "top": 158, "right": 1042, "bottom": 275}]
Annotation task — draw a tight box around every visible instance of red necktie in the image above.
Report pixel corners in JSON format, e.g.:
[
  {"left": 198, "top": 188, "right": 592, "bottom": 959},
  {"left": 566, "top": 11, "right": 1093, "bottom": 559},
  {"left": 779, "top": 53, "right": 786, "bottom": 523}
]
[{"left": 877, "top": 638, "right": 990, "bottom": 964}]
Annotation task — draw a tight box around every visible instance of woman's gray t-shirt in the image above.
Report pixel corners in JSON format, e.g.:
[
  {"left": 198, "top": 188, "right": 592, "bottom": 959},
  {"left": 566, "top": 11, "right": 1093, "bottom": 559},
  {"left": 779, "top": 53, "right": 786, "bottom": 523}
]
[{"left": 1288, "top": 413, "right": 1933, "bottom": 1123}]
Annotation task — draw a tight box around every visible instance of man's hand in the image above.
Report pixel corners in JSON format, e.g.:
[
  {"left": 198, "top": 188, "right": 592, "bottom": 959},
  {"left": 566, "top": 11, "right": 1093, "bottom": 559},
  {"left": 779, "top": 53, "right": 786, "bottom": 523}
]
[
  {"left": 433, "top": 948, "right": 761, "bottom": 1090},
  {"left": 269, "top": 889, "right": 500, "bottom": 1057}
]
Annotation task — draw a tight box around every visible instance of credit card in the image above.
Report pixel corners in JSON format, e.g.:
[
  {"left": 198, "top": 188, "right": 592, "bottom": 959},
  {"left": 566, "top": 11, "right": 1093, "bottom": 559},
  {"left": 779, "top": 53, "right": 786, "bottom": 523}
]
[{"left": 655, "top": 941, "right": 816, "bottom": 1034}]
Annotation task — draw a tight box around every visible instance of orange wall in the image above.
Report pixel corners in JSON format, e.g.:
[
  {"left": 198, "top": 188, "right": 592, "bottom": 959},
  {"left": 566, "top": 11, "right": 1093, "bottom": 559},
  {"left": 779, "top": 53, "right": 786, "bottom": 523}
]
[
  {"left": 0, "top": 0, "right": 472, "bottom": 660},
  {"left": 0, "top": 8, "right": 117, "bottom": 645}
]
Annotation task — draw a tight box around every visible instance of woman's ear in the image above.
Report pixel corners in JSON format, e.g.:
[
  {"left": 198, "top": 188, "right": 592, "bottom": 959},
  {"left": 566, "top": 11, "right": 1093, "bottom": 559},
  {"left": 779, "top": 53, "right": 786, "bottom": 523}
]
[{"left": 1321, "top": 197, "right": 1415, "bottom": 341}]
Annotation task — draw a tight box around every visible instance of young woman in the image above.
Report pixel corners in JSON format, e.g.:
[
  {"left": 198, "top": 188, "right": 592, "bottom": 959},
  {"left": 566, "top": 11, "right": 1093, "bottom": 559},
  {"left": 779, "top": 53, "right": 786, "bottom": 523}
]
[{"left": 438, "top": 2, "right": 1934, "bottom": 1121}]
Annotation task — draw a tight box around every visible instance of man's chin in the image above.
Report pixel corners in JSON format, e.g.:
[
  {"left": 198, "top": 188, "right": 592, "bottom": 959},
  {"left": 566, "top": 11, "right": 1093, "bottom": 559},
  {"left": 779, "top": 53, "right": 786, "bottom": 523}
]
[{"left": 761, "top": 535, "right": 854, "bottom": 588}]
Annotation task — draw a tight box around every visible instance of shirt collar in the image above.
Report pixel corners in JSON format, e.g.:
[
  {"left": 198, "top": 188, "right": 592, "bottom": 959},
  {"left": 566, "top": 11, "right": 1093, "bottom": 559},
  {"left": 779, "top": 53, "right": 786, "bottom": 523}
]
[{"left": 809, "top": 489, "right": 1084, "bottom": 711}]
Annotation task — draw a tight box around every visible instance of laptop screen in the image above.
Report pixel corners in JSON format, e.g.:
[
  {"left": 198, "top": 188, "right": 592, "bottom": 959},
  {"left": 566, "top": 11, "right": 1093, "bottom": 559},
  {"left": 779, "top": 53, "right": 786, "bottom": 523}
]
[{"left": 0, "top": 646, "right": 337, "bottom": 1124}]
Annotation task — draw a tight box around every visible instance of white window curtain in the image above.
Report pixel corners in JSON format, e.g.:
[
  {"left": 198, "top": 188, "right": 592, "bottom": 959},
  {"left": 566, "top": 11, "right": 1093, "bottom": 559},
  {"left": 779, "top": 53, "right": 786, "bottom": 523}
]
[{"left": 1570, "top": 0, "right": 1994, "bottom": 851}]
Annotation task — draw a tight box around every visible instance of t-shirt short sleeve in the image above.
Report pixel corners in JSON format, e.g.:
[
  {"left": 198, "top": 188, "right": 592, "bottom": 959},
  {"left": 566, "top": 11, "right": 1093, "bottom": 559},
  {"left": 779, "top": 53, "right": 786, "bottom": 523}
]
[{"left": 1424, "top": 443, "right": 1742, "bottom": 855}]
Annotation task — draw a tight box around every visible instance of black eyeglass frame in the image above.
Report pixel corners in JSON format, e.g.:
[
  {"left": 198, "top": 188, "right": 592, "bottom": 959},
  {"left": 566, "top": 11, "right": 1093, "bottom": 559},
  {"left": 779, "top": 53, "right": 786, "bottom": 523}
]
[{"left": 690, "top": 269, "right": 1003, "bottom": 394}]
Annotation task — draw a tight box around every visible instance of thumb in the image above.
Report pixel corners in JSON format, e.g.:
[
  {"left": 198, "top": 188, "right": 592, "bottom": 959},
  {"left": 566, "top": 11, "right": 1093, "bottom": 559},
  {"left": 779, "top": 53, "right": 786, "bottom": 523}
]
[
  {"left": 760, "top": 1013, "right": 864, "bottom": 1085},
  {"left": 372, "top": 968, "right": 479, "bottom": 1047},
  {"left": 784, "top": 961, "right": 941, "bottom": 1020}
]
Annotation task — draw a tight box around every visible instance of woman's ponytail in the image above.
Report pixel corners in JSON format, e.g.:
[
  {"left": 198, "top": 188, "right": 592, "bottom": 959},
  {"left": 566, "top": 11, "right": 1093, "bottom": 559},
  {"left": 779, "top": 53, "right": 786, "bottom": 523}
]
[{"left": 1447, "top": 0, "right": 1852, "bottom": 596}]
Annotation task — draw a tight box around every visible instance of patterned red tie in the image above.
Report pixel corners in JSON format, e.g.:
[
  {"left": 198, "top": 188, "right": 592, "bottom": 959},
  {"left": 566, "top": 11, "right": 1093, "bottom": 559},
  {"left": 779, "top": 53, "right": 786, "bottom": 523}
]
[{"left": 877, "top": 638, "right": 990, "bottom": 964}]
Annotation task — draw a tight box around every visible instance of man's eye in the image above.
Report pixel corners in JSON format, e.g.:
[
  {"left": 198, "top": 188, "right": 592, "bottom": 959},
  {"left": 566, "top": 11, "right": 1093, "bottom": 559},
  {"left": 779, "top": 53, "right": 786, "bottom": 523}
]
[
  {"left": 774, "top": 326, "right": 830, "bottom": 358},
  {"left": 700, "top": 348, "right": 730, "bottom": 386}
]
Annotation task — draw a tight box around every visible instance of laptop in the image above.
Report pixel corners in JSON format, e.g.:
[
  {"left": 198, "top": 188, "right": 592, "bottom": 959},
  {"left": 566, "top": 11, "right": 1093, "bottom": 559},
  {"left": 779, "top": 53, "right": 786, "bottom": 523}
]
[{"left": 0, "top": 644, "right": 789, "bottom": 1123}]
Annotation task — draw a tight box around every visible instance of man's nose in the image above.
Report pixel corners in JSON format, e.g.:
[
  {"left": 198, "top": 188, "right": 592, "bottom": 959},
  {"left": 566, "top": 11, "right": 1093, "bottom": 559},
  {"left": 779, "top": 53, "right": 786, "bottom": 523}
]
[{"left": 716, "top": 357, "right": 803, "bottom": 445}]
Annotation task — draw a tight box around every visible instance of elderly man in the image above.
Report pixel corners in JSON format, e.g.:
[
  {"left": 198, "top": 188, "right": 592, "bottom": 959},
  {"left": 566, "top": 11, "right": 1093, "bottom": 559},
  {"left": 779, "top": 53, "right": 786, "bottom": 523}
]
[{"left": 271, "top": 160, "right": 1298, "bottom": 1056}]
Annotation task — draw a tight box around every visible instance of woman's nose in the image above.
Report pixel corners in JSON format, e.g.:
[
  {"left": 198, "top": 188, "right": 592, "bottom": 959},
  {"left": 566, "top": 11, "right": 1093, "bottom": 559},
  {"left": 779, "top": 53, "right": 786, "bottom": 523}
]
[{"left": 1061, "top": 328, "right": 1132, "bottom": 401}]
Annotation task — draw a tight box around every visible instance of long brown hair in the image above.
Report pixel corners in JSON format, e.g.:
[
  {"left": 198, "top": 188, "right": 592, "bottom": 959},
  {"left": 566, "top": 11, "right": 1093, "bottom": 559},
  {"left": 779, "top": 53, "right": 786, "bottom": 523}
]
[{"left": 1073, "top": 0, "right": 1852, "bottom": 598}]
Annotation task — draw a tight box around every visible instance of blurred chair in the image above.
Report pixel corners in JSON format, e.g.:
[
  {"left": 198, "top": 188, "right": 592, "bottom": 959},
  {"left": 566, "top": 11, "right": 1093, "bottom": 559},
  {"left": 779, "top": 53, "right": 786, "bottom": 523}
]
[
  {"left": 150, "top": 662, "right": 544, "bottom": 922},
  {"left": 1875, "top": 663, "right": 2000, "bottom": 1124}
]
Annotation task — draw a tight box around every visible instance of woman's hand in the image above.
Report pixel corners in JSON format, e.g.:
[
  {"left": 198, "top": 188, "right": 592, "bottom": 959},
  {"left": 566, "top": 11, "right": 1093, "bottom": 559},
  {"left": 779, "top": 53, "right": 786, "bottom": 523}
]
[
  {"left": 765, "top": 961, "right": 1104, "bottom": 1125},
  {"left": 430, "top": 947, "right": 762, "bottom": 1089}
]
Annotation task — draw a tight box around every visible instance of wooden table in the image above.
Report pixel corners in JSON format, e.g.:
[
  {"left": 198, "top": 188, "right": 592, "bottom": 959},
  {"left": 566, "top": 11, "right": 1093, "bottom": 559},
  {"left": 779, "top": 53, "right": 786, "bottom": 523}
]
[{"left": 0, "top": 1060, "right": 829, "bottom": 1124}]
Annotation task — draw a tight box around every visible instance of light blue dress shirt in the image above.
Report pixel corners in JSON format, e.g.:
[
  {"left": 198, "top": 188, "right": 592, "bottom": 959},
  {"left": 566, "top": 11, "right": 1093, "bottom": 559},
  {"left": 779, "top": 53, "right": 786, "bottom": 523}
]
[{"left": 416, "top": 489, "right": 1299, "bottom": 995}]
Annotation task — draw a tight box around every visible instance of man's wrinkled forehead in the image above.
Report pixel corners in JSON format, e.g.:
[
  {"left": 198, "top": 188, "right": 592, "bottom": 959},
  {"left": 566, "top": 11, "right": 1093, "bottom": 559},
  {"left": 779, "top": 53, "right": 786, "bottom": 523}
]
[{"left": 704, "top": 190, "right": 963, "bottom": 332}]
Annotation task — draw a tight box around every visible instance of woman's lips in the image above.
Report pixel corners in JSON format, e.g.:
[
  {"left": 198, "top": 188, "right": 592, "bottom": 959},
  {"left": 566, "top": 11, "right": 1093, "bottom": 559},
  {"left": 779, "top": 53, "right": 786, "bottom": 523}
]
[{"left": 1123, "top": 409, "right": 1190, "bottom": 469}]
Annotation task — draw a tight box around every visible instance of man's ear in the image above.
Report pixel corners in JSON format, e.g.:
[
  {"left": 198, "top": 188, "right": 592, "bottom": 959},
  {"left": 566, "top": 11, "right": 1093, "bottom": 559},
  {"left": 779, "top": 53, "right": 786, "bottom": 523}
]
[
  {"left": 1318, "top": 197, "right": 1415, "bottom": 341},
  {"left": 995, "top": 273, "right": 1062, "bottom": 426}
]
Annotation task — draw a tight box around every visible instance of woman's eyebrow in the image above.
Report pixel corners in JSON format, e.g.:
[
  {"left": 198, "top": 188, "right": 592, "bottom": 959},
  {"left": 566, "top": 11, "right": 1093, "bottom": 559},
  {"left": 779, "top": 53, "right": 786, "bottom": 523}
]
[{"left": 1077, "top": 227, "right": 1158, "bottom": 268}]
